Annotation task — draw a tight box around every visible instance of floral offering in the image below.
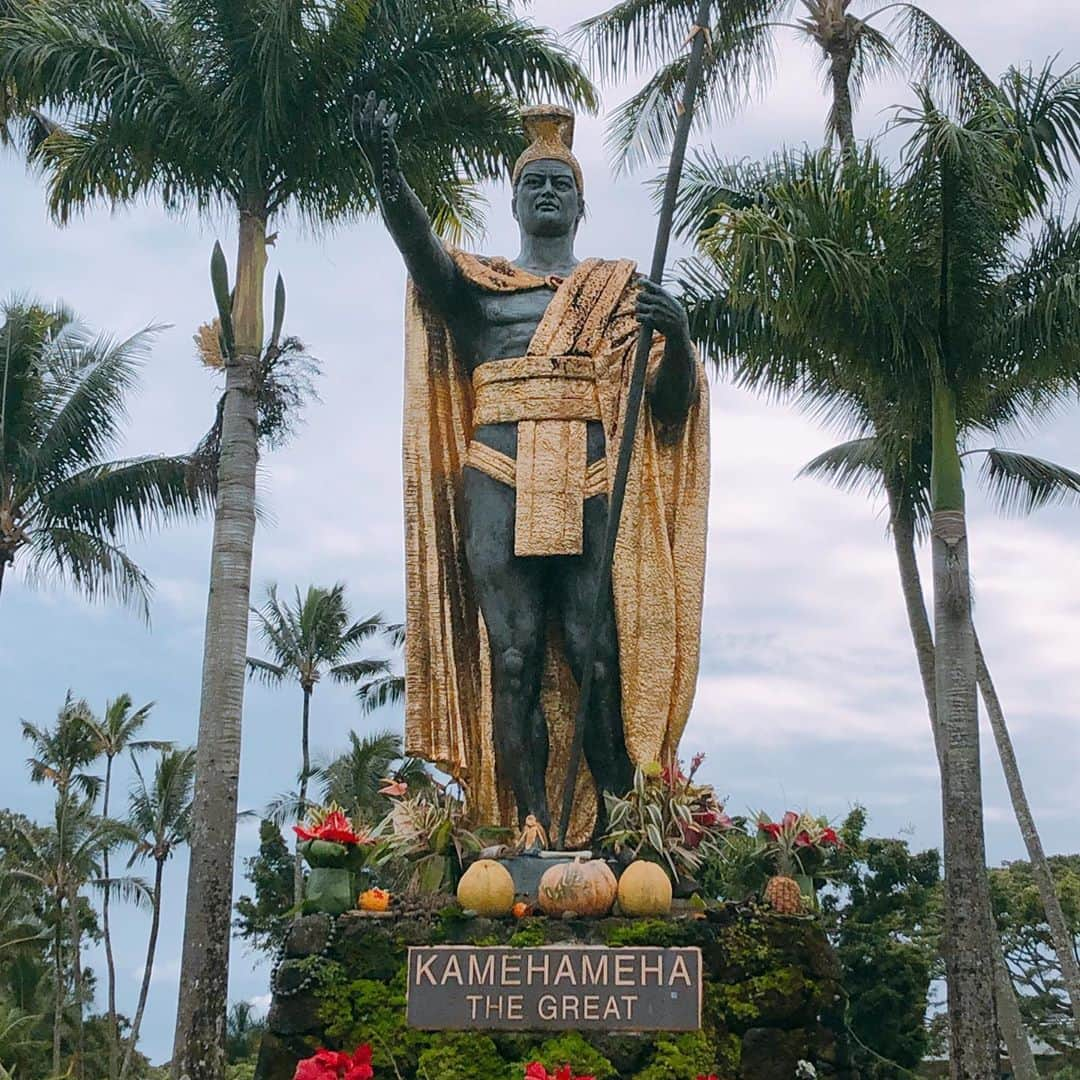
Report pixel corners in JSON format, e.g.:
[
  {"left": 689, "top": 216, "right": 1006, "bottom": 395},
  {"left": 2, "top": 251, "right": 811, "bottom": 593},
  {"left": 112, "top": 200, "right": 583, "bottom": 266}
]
[{"left": 293, "top": 1043, "right": 374, "bottom": 1080}]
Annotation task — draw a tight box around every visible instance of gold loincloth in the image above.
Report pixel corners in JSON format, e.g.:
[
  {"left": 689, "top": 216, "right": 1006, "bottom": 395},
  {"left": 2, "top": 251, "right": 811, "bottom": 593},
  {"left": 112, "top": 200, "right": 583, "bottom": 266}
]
[{"left": 466, "top": 355, "right": 608, "bottom": 556}]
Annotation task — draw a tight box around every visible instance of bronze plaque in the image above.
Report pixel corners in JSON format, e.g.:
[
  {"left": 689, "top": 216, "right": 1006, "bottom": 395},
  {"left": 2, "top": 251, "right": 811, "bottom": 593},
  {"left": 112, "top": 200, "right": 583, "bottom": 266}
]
[{"left": 406, "top": 946, "right": 702, "bottom": 1032}]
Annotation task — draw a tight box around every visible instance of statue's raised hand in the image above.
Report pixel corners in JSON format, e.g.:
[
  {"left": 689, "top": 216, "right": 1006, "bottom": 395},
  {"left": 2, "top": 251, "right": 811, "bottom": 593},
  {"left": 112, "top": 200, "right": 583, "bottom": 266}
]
[{"left": 352, "top": 92, "right": 401, "bottom": 200}]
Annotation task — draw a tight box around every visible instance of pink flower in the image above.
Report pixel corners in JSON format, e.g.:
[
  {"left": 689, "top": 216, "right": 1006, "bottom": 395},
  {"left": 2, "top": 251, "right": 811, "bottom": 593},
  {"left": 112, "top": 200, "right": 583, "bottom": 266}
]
[
  {"left": 681, "top": 822, "right": 704, "bottom": 849},
  {"left": 795, "top": 830, "right": 813, "bottom": 848},
  {"left": 524, "top": 1064, "right": 594, "bottom": 1080},
  {"left": 378, "top": 779, "right": 408, "bottom": 798},
  {"left": 781, "top": 810, "right": 800, "bottom": 830},
  {"left": 524, "top": 1065, "right": 550, "bottom": 1080}
]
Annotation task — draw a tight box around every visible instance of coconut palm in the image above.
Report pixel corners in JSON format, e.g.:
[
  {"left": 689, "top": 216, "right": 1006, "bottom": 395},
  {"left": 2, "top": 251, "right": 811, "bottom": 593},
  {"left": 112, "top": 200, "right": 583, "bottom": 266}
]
[
  {"left": 0, "top": 300, "right": 211, "bottom": 615},
  {"left": 801, "top": 432, "right": 1080, "bottom": 1039},
  {"left": 122, "top": 748, "right": 194, "bottom": 1080},
  {"left": 576, "top": 0, "right": 990, "bottom": 167},
  {"left": 319, "top": 729, "right": 430, "bottom": 823},
  {"left": 247, "top": 583, "right": 404, "bottom": 902},
  {"left": 3, "top": 798, "right": 136, "bottom": 1078},
  {"left": 674, "top": 64, "right": 1080, "bottom": 1073},
  {"left": 0, "top": 1, "right": 594, "bottom": 1068},
  {"left": 83, "top": 695, "right": 166, "bottom": 1080}
]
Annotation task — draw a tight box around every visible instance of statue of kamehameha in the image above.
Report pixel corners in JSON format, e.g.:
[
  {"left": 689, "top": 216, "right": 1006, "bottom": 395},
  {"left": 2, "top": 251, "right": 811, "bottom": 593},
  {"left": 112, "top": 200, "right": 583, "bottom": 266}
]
[{"left": 353, "top": 94, "right": 710, "bottom": 846}]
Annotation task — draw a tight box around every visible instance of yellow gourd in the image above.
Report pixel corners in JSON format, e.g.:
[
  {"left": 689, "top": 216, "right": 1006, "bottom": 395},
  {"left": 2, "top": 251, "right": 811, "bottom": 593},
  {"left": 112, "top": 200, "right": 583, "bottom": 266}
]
[
  {"left": 617, "top": 860, "right": 673, "bottom": 917},
  {"left": 457, "top": 859, "right": 516, "bottom": 916}
]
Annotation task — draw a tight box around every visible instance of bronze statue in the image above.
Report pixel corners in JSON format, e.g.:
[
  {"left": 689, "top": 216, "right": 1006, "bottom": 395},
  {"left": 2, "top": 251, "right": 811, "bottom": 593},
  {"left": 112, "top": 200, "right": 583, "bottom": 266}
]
[{"left": 353, "top": 94, "right": 710, "bottom": 845}]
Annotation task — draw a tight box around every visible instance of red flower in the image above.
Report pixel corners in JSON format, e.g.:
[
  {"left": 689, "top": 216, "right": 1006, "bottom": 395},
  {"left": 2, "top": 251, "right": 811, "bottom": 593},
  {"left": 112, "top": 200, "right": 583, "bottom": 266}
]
[
  {"left": 819, "top": 827, "right": 840, "bottom": 846},
  {"left": 293, "top": 810, "right": 366, "bottom": 846},
  {"left": 294, "top": 1048, "right": 350, "bottom": 1080},
  {"left": 681, "top": 822, "right": 704, "bottom": 849},
  {"left": 759, "top": 822, "right": 782, "bottom": 839},
  {"left": 293, "top": 1044, "right": 373, "bottom": 1080},
  {"left": 693, "top": 809, "right": 719, "bottom": 828},
  {"left": 795, "top": 830, "right": 813, "bottom": 848},
  {"left": 344, "top": 1044, "right": 374, "bottom": 1080},
  {"left": 697, "top": 1075, "right": 720, "bottom": 1080},
  {"left": 524, "top": 1064, "right": 594, "bottom": 1080}
]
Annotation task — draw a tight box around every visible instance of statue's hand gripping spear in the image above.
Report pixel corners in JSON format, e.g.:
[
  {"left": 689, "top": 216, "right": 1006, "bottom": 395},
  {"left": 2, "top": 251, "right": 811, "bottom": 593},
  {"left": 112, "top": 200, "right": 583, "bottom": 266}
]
[{"left": 556, "top": 0, "right": 714, "bottom": 848}]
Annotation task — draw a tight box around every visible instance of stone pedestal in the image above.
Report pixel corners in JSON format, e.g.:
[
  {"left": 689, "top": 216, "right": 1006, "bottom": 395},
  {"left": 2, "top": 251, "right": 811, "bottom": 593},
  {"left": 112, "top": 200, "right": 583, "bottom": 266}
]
[{"left": 255, "top": 903, "right": 857, "bottom": 1080}]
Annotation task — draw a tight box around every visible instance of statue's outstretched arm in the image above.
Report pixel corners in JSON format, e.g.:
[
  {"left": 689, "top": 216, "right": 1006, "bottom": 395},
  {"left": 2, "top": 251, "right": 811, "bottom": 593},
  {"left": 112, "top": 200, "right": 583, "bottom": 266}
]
[
  {"left": 636, "top": 279, "right": 697, "bottom": 424},
  {"left": 352, "top": 94, "right": 471, "bottom": 319}
]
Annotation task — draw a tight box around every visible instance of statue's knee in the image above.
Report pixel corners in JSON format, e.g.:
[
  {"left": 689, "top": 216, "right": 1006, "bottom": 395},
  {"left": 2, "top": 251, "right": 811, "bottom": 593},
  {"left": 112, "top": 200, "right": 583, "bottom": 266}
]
[
  {"left": 496, "top": 646, "right": 526, "bottom": 694},
  {"left": 592, "top": 659, "right": 614, "bottom": 688}
]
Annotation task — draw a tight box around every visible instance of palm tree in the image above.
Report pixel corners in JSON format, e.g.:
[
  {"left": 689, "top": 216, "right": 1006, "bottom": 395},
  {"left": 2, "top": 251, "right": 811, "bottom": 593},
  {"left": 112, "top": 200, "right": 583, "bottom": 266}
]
[
  {"left": 576, "top": 0, "right": 989, "bottom": 167},
  {"left": 3, "top": 798, "right": 132, "bottom": 1078},
  {"left": 248, "top": 583, "right": 403, "bottom": 902},
  {"left": 318, "top": 729, "right": 429, "bottom": 823},
  {"left": 0, "top": 5, "right": 594, "bottom": 1069},
  {"left": 0, "top": 300, "right": 211, "bottom": 615},
  {"left": 801, "top": 433, "right": 1080, "bottom": 1041},
  {"left": 122, "top": 748, "right": 194, "bottom": 1080},
  {"left": 20, "top": 693, "right": 102, "bottom": 1077},
  {"left": 674, "top": 65, "right": 1080, "bottom": 1073},
  {"left": 83, "top": 695, "right": 166, "bottom": 1080}
]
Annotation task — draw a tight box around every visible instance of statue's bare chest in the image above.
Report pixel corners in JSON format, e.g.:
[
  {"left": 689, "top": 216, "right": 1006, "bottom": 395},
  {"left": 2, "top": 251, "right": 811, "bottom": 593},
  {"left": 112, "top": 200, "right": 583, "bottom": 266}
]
[{"left": 466, "top": 286, "right": 556, "bottom": 369}]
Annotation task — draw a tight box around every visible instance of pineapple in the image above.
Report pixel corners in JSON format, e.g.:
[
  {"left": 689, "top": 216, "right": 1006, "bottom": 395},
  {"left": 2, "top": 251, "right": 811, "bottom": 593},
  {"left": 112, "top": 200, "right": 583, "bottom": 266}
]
[{"left": 764, "top": 874, "right": 804, "bottom": 915}]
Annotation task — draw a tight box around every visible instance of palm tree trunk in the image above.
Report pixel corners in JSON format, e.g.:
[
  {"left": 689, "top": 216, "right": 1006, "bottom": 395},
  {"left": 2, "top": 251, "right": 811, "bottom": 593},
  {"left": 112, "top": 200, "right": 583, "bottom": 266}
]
[
  {"left": 829, "top": 50, "right": 856, "bottom": 156},
  {"left": 994, "top": 935, "right": 1038, "bottom": 1079},
  {"left": 102, "top": 756, "right": 120, "bottom": 1080},
  {"left": 0, "top": 557, "right": 6, "bottom": 598},
  {"left": 886, "top": 485, "right": 944, "bottom": 766},
  {"left": 294, "top": 687, "right": 311, "bottom": 906},
  {"left": 52, "top": 895, "right": 64, "bottom": 1077},
  {"left": 172, "top": 203, "right": 266, "bottom": 1080},
  {"left": 976, "top": 630, "right": 1080, "bottom": 1024},
  {"left": 930, "top": 376, "right": 997, "bottom": 1079},
  {"left": 68, "top": 884, "right": 84, "bottom": 1080},
  {"left": 887, "top": 489, "right": 1035, "bottom": 1077},
  {"left": 122, "top": 859, "right": 164, "bottom": 1080}
]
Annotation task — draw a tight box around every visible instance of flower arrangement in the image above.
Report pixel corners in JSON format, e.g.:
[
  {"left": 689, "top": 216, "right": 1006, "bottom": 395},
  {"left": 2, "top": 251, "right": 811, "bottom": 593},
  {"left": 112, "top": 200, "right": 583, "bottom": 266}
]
[
  {"left": 294, "top": 803, "right": 374, "bottom": 915},
  {"left": 755, "top": 811, "right": 842, "bottom": 878},
  {"left": 524, "top": 1064, "right": 595, "bottom": 1080},
  {"left": 755, "top": 811, "right": 843, "bottom": 914},
  {"left": 293, "top": 1044, "right": 373, "bottom": 1080},
  {"left": 601, "top": 753, "right": 733, "bottom": 882},
  {"left": 370, "top": 778, "right": 510, "bottom": 894}
]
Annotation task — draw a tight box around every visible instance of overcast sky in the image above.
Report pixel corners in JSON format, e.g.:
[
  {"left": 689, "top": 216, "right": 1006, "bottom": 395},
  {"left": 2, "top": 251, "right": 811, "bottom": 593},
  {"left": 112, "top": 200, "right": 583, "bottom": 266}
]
[{"left": 2, "top": 0, "right": 1079, "bottom": 1066}]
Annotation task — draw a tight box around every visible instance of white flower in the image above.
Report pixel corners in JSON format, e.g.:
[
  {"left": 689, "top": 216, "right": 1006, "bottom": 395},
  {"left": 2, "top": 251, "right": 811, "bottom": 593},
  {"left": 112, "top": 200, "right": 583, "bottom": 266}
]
[{"left": 795, "top": 1062, "right": 818, "bottom": 1080}]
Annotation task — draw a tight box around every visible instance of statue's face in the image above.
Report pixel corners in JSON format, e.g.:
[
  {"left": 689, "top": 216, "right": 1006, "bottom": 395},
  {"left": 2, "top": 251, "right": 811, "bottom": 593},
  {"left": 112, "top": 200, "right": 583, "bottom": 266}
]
[{"left": 513, "top": 160, "right": 582, "bottom": 238}]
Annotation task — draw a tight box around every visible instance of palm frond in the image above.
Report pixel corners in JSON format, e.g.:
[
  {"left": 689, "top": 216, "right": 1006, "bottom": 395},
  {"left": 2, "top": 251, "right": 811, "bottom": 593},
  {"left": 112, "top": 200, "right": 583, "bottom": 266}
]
[
  {"left": 798, "top": 436, "right": 886, "bottom": 496},
  {"left": 884, "top": 3, "right": 994, "bottom": 119},
  {"left": 354, "top": 674, "right": 405, "bottom": 716},
  {"left": 245, "top": 656, "right": 287, "bottom": 686},
  {"left": 974, "top": 448, "right": 1080, "bottom": 516},
  {"left": 329, "top": 658, "right": 391, "bottom": 684},
  {"left": 25, "top": 526, "right": 153, "bottom": 620}
]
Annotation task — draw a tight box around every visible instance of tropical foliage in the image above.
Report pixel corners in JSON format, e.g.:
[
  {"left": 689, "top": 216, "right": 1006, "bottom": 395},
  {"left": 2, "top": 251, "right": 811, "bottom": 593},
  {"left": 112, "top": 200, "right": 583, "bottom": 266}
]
[{"left": 0, "top": 300, "right": 210, "bottom": 614}]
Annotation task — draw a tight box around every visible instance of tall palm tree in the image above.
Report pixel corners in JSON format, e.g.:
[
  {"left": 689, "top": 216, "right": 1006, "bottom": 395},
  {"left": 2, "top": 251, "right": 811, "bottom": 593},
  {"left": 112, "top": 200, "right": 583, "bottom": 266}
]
[
  {"left": 83, "top": 695, "right": 165, "bottom": 1080},
  {"left": 0, "top": 3, "right": 594, "bottom": 1070},
  {"left": 3, "top": 798, "right": 132, "bottom": 1078},
  {"left": 319, "top": 729, "right": 429, "bottom": 823},
  {"left": 20, "top": 696, "right": 101, "bottom": 1078},
  {"left": 576, "top": 0, "right": 989, "bottom": 167},
  {"left": 801, "top": 433, "right": 1080, "bottom": 1040},
  {"left": 248, "top": 583, "right": 403, "bottom": 902},
  {"left": 0, "top": 300, "right": 211, "bottom": 615},
  {"left": 122, "top": 748, "right": 195, "bottom": 1080},
  {"left": 674, "top": 65, "right": 1080, "bottom": 1074}
]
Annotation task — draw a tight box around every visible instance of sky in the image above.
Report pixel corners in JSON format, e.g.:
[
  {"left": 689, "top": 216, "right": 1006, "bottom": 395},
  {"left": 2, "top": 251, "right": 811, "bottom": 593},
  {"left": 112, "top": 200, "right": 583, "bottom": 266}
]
[{"left": 2, "top": 0, "right": 1079, "bottom": 1066}]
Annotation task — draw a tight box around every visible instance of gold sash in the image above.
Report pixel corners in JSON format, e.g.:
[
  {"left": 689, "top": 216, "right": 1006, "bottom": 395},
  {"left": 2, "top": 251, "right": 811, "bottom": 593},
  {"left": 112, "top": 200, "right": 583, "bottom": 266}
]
[{"left": 468, "top": 355, "right": 606, "bottom": 556}]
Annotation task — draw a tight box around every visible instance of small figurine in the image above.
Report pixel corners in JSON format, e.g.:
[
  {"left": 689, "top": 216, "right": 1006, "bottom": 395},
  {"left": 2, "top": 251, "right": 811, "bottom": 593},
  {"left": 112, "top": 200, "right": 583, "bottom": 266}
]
[{"left": 517, "top": 814, "right": 550, "bottom": 854}]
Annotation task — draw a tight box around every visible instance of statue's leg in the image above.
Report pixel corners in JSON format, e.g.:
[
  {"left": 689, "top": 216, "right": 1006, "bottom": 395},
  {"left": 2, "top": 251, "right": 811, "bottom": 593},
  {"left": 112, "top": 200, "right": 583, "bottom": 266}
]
[
  {"left": 557, "top": 489, "right": 634, "bottom": 840},
  {"left": 462, "top": 465, "right": 551, "bottom": 829}
]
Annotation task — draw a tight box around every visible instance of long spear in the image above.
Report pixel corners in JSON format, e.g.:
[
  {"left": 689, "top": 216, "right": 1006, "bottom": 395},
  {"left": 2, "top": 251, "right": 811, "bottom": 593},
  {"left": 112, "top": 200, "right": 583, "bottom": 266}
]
[{"left": 557, "top": 0, "right": 714, "bottom": 847}]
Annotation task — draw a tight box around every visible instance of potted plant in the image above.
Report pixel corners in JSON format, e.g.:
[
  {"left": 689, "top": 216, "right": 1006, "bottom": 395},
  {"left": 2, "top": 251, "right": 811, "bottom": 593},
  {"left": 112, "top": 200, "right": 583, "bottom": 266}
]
[{"left": 755, "top": 811, "right": 843, "bottom": 914}]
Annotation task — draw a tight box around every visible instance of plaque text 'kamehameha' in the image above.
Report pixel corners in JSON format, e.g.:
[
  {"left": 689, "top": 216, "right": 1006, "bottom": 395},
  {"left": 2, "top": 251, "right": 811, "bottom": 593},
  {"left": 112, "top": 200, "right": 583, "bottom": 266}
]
[{"left": 406, "top": 946, "right": 702, "bottom": 1032}]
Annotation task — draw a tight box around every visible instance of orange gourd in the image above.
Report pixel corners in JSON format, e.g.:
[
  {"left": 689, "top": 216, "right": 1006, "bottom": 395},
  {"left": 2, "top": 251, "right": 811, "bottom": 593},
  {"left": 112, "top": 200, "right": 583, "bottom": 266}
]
[{"left": 358, "top": 887, "right": 391, "bottom": 912}]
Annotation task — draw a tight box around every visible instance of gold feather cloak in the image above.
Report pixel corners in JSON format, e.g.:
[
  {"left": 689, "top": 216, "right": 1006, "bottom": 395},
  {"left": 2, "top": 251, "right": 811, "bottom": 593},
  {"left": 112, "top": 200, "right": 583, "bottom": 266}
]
[{"left": 402, "top": 250, "right": 710, "bottom": 844}]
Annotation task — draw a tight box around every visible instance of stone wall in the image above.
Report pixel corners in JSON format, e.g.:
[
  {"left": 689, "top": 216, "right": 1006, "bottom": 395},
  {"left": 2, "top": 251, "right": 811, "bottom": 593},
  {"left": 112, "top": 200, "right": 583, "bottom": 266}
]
[{"left": 255, "top": 902, "right": 857, "bottom": 1080}]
